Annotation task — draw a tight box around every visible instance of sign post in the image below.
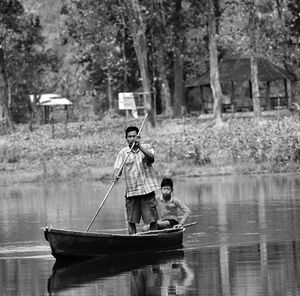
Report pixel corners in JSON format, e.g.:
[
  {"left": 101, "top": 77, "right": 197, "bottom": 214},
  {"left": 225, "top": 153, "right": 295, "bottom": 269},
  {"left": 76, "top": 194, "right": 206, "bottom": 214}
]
[{"left": 118, "top": 92, "right": 138, "bottom": 119}]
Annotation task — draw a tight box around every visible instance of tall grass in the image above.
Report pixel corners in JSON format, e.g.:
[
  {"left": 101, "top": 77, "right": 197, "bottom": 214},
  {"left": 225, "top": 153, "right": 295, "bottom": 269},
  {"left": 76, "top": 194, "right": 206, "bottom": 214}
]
[{"left": 2, "top": 115, "right": 300, "bottom": 183}]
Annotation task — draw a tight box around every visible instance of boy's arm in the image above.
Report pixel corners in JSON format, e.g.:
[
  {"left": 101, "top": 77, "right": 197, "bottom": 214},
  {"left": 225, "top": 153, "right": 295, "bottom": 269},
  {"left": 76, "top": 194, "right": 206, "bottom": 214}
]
[
  {"left": 175, "top": 199, "right": 191, "bottom": 227},
  {"left": 156, "top": 198, "right": 162, "bottom": 220}
]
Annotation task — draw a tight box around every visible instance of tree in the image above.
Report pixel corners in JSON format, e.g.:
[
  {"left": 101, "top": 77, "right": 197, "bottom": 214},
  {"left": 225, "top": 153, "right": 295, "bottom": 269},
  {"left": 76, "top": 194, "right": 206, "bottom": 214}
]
[
  {"left": 286, "top": 0, "right": 300, "bottom": 66},
  {"left": 172, "top": 0, "right": 186, "bottom": 117},
  {"left": 61, "top": 0, "right": 142, "bottom": 119},
  {"left": 145, "top": 0, "right": 173, "bottom": 116},
  {"left": 60, "top": 0, "right": 211, "bottom": 120},
  {"left": 0, "top": 0, "right": 58, "bottom": 130},
  {"left": 121, "top": 0, "right": 155, "bottom": 126},
  {"left": 207, "top": 0, "right": 223, "bottom": 125},
  {"left": 247, "top": 0, "right": 261, "bottom": 119},
  {"left": 0, "top": 0, "right": 25, "bottom": 129}
]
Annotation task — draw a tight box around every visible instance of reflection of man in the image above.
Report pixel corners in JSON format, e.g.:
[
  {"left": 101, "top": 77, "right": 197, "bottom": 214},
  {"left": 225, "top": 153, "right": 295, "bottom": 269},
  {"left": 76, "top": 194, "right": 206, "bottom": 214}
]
[
  {"left": 130, "top": 266, "right": 162, "bottom": 296},
  {"left": 161, "top": 261, "right": 194, "bottom": 295},
  {"left": 130, "top": 259, "right": 194, "bottom": 296}
]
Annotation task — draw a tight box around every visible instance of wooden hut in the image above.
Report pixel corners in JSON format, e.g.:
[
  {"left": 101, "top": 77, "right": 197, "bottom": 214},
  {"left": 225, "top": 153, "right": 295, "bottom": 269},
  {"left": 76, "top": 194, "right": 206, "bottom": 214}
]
[
  {"left": 30, "top": 93, "right": 72, "bottom": 124},
  {"left": 186, "top": 57, "right": 298, "bottom": 113}
]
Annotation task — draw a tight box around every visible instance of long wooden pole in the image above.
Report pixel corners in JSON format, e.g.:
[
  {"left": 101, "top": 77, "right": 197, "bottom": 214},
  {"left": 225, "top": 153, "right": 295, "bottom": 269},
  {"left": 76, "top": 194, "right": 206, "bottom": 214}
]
[{"left": 86, "top": 112, "right": 148, "bottom": 232}]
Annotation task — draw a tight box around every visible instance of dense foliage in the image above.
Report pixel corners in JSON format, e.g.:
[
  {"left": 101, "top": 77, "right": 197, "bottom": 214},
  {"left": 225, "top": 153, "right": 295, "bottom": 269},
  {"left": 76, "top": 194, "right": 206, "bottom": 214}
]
[
  {"left": 1, "top": 114, "right": 300, "bottom": 182},
  {"left": 1, "top": 0, "right": 300, "bottom": 123},
  {"left": 0, "top": 0, "right": 60, "bottom": 124}
]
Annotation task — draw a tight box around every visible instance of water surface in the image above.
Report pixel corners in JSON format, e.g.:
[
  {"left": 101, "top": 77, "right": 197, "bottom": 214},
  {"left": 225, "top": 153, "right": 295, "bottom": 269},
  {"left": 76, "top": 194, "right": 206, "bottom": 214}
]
[{"left": 0, "top": 173, "right": 299, "bottom": 295}]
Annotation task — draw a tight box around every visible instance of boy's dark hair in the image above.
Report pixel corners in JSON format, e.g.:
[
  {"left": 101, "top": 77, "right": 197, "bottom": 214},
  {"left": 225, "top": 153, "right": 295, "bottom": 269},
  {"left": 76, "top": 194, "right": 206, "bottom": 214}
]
[
  {"left": 161, "top": 178, "right": 173, "bottom": 189},
  {"left": 125, "top": 126, "right": 139, "bottom": 137}
]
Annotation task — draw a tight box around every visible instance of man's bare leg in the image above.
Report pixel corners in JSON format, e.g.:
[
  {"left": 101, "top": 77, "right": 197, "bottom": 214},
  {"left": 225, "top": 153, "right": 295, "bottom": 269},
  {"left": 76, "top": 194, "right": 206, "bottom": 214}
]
[
  {"left": 142, "top": 220, "right": 170, "bottom": 232},
  {"left": 157, "top": 220, "right": 170, "bottom": 229},
  {"left": 128, "top": 222, "right": 136, "bottom": 234}
]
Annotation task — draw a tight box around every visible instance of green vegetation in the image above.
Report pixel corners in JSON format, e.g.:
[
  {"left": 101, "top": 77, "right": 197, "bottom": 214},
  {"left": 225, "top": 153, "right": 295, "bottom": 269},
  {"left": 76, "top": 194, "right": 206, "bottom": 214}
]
[
  {"left": 1, "top": 2, "right": 299, "bottom": 185},
  {"left": 1, "top": 114, "right": 300, "bottom": 184},
  {"left": 0, "top": 0, "right": 299, "bottom": 128}
]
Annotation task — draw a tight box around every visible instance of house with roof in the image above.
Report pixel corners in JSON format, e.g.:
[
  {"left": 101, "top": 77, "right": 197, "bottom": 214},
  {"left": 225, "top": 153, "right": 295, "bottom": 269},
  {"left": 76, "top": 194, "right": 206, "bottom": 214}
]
[
  {"left": 30, "top": 93, "right": 72, "bottom": 123},
  {"left": 186, "top": 57, "right": 298, "bottom": 114}
]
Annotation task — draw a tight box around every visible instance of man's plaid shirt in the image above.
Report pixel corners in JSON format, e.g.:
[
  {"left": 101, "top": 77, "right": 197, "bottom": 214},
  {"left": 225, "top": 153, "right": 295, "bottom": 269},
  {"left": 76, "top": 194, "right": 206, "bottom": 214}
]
[{"left": 114, "top": 144, "right": 160, "bottom": 197}]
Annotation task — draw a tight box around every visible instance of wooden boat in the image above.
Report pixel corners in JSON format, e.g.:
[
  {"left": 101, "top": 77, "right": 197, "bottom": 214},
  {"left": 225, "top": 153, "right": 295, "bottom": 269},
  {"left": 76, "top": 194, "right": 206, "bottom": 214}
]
[{"left": 42, "top": 226, "right": 184, "bottom": 259}]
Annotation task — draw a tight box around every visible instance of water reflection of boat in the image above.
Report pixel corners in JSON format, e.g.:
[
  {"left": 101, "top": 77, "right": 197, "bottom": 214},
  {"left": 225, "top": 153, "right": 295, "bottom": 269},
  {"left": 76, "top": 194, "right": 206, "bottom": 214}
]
[
  {"left": 42, "top": 226, "right": 184, "bottom": 259},
  {"left": 48, "top": 250, "right": 185, "bottom": 294}
]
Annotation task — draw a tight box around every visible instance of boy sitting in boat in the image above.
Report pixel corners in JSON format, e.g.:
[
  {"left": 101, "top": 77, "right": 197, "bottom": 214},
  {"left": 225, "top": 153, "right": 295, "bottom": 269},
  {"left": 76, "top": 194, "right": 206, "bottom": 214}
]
[{"left": 143, "top": 178, "right": 191, "bottom": 231}]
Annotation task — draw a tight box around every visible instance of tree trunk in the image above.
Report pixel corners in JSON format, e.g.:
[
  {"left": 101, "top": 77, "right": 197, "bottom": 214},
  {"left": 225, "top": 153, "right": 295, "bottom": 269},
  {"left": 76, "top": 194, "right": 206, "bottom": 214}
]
[
  {"left": 120, "top": 13, "right": 129, "bottom": 89},
  {"left": 0, "top": 48, "right": 13, "bottom": 132},
  {"left": 173, "top": 0, "right": 185, "bottom": 118},
  {"left": 107, "top": 68, "right": 113, "bottom": 111},
  {"left": 156, "top": 49, "right": 172, "bottom": 117},
  {"left": 126, "top": 0, "right": 155, "bottom": 126},
  {"left": 208, "top": 0, "right": 223, "bottom": 125},
  {"left": 250, "top": 55, "right": 261, "bottom": 118},
  {"left": 249, "top": 1, "right": 261, "bottom": 119},
  {"left": 275, "top": 0, "right": 282, "bottom": 19},
  {"left": 173, "top": 47, "right": 185, "bottom": 117},
  {"left": 151, "top": 2, "right": 172, "bottom": 117},
  {"left": 161, "top": 80, "right": 172, "bottom": 117}
]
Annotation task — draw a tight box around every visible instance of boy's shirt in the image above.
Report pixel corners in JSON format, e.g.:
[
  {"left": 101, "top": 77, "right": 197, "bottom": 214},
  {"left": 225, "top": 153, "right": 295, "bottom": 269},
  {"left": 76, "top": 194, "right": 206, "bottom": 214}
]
[{"left": 157, "top": 195, "right": 191, "bottom": 222}]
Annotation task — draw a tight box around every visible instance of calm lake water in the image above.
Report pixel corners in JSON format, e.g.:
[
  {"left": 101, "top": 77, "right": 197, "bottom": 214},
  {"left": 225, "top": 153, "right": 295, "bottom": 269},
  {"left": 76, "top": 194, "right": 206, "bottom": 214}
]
[{"left": 0, "top": 173, "right": 300, "bottom": 295}]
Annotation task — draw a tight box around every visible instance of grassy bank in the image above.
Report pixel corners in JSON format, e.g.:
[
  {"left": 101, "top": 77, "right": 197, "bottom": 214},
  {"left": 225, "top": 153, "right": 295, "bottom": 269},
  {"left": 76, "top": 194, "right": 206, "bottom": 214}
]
[{"left": 1, "top": 112, "right": 300, "bottom": 184}]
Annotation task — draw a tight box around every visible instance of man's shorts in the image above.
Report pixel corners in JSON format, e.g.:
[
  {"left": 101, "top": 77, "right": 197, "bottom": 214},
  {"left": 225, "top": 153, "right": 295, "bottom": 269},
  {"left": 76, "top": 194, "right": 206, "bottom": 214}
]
[{"left": 125, "top": 191, "right": 158, "bottom": 224}]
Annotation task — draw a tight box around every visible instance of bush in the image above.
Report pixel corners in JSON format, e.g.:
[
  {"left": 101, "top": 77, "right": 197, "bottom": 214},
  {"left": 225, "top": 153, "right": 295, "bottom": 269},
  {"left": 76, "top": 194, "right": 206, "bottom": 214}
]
[
  {"left": 155, "top": 116, "right": 300, "bottom": 174},
  {"left": 3, "top": 115, "right": 300, "bottom": 182}
]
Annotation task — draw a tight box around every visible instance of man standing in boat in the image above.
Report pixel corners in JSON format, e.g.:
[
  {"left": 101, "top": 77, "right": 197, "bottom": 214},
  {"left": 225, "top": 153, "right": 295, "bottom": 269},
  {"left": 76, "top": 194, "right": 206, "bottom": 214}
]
[{"left": 114, "top": 126, "right": 160, "bottom": 234}]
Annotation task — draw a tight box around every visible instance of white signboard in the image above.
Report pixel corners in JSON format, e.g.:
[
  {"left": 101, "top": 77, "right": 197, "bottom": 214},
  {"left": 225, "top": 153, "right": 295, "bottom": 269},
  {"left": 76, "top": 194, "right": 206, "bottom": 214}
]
[{"left": 118, "top": 92, "right": 136, "bottom": 110}]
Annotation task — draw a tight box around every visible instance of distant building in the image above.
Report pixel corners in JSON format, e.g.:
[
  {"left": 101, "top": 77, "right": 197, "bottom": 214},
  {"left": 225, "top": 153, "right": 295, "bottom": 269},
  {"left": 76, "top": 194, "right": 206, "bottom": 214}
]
[
  {"left": 30, "top": 94, "right": 72, "bottom": 123},
  {"left": 186, "top": 58, "right": 298, "bottom": 114}
]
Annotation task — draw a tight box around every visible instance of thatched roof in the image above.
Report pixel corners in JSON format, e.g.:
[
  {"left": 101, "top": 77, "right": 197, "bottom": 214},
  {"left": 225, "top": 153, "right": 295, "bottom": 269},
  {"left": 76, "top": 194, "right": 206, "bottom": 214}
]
[{"left": 187, "top": 58, "right": 298, "bottom": 87}]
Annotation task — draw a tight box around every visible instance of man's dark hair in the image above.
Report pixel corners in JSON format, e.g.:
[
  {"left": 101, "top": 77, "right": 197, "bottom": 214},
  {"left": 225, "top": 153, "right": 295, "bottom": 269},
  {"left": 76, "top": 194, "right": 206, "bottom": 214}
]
[
  {"left": 125, "top": 126, "right": 139, "bottom": 137},
  {"left": 161, "top": 178, "right": 173, "bottom": 189}
]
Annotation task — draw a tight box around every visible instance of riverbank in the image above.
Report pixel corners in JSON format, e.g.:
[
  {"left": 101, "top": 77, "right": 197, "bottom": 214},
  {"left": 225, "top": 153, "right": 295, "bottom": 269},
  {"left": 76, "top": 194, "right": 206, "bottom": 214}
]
[{"left": 1, "top": 110, "right": 300, "bottom": 185}]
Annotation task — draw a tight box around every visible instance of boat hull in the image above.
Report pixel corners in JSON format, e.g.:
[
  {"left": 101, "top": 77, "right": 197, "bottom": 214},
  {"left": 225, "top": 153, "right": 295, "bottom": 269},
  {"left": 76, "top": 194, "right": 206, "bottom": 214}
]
[{"left": 43, "top": 227, "right": 184, "bottom": 259}]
